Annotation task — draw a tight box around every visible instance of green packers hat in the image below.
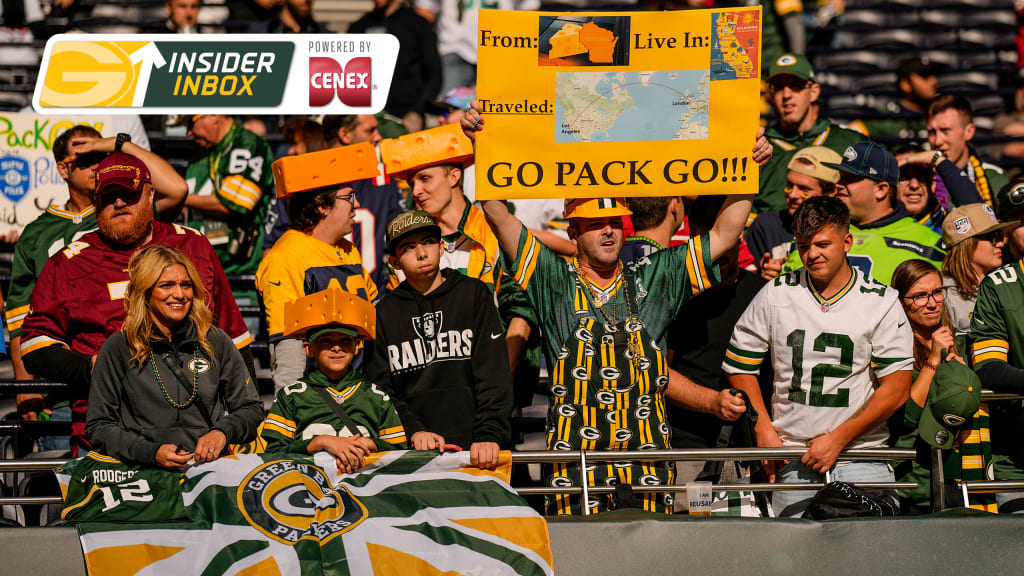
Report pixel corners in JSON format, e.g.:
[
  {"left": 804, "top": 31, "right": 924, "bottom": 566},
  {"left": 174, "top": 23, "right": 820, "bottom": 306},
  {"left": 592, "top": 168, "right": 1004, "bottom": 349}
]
[
  {"left": 386, "top": 210, "right": 440, "bottom": 254},
  {"left": 919, "top": 361, "right": 981, "bottom": 449},
  {"left": 996, "top": 178, "right": 1024, "bottom": 222},
  {"left": 768, "top": 53, "right": 815, "bottom": 83},
  {"left": 306, "top": 324, "right": 359, "bottom": 343}
]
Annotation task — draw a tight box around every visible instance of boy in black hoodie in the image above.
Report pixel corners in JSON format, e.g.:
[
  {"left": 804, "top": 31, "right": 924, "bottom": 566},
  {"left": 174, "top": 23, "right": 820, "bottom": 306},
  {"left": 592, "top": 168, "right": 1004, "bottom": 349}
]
[{"left": 366, "top": 210, "right": 512, "bottom": 469}]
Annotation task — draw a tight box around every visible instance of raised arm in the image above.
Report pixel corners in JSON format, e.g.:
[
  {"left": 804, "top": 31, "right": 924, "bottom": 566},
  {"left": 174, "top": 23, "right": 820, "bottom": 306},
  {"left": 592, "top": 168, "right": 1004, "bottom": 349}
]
[{"left": 706, "top": 127, "right": 771, "bottom": 261}]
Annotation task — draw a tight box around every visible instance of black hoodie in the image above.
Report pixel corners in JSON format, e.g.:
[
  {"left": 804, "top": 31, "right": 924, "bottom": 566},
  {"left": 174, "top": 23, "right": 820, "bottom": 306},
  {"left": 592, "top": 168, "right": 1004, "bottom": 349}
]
[{"left": 365, "top": 271, "right": 512, "bottom": 448}]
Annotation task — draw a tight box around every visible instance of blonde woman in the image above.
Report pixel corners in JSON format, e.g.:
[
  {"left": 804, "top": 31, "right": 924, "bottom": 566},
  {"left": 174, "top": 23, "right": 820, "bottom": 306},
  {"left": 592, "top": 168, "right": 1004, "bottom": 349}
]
[
  {"left": 86, "top": 245, "right": 263, "bottom": 470},
  {"left": 941, "top": 204, "right": 1014, "bottom": 352}
]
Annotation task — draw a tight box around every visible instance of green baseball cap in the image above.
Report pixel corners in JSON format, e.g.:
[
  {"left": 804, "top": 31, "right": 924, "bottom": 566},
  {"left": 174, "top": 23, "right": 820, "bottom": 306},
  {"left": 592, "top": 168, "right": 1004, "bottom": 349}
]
[
  {"left": 306, "top": 324, "right": 359, "bottom": 343},
  {"left": 768, "top": 53, "right": 816, "bottom": 83},
  {"left": 996, "top": 178, "right": 1024, "bottom": 222},
  {"left": 919, "top": 361, "right": 981, "bottom": 449},
  {"left": 386, "top": 210, "right": 441, "bottom": 254}
]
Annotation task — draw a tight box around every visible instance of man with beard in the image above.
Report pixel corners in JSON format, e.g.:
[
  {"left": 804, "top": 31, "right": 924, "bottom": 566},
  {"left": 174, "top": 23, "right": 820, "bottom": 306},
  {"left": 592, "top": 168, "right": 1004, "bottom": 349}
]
[
  {"left": 461, "top": 103, "right": 771, "bottom": 515},
  {"left": 20, "top": 153, "right": 253, "bottom": 455}
]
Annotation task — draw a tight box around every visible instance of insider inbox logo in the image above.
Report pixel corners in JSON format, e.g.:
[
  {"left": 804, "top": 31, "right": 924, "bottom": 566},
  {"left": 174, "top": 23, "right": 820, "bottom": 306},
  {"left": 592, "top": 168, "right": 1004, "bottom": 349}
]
[{"left": 309, "top": 57, "right": 372, "bottom": 107}]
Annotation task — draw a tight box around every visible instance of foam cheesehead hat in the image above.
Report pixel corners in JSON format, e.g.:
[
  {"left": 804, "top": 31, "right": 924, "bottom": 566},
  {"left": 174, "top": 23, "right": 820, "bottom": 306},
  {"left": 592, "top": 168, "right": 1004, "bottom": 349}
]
[
  {"left": 94, "top": 152, "right": 151, "bottom": 197},
  {"left": 562, "top": 197, "right": 632, "bottom": 219},
  {"left": 787, "top": 146, "right": 843, "bottom": 184},
  {"left": 824, "top": 142, "right": 899, "bottom": 187},
  {"left": 919, "top": 360, "right": 981, "bottom": 449},
  {"left": 271, "top": 142, "right": 380, "bottom": 199},
  {"left": 386, "top": 210, "right": 441, "bottom": 255},
  {"left": 941, "top": 202, "right": 1015, "bottom": 247},
  {"left": 283, "top": 278, "right": 376, "bottom": 341},
  {"left": 768, "top": 53, "right": 815, "bottom": 83},
  {"left": 379, "top": 123, "right": 474, "bottom": 182}
]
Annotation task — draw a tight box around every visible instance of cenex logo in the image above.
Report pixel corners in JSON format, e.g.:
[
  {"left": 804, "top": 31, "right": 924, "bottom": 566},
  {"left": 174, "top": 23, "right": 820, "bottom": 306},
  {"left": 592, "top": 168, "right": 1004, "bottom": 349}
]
[{"left": 309, "top": 57, "right": 372, "bottom": 107}]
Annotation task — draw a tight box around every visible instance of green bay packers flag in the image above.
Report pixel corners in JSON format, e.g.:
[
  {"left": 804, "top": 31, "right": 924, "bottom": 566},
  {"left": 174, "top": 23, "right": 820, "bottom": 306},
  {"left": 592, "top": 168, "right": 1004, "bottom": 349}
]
[
  {"left": 33, "top": 34, "right": 399, "bottom": 115},
  {"left": 55, "top": 451, "right": 553, "bottom": 575}
]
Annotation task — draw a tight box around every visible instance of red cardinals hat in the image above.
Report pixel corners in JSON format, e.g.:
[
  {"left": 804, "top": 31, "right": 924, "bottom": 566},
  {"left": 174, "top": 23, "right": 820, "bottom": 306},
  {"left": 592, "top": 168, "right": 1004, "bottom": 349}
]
[{"left": 94, "top": 152, "right": 151, "bottom": 197}]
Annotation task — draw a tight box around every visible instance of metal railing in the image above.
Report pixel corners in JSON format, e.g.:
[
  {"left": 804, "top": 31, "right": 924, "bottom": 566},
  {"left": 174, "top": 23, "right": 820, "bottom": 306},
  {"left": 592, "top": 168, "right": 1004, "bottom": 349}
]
[{"left": 0, "top": 448, "right": 918, "bottom": 515}]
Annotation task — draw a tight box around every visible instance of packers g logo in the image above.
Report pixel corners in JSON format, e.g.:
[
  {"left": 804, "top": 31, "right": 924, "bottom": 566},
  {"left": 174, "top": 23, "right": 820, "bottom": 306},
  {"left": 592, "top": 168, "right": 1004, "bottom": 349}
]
[
  {"left": 238, "top": 460, "right": 367, "bottom": 545},
  {"left": 188, "top": 358, "right": 211, "bottom": 375},
  {"left": 41, "top": 41, "right": 143, "bottom": 107}
]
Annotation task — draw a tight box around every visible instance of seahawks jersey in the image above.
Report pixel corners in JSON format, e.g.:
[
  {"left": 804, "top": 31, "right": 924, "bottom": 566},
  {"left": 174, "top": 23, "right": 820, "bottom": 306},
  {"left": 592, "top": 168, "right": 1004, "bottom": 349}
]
[
  {"left": 5, "top": 204, "right": 96, "bottom": 339},
  {"left": 723, "top": 267, "right": 913, "bottom": 448},
  {"left": 54, "top": 451, "right": 187, "bottom": 522},
  {"left": 970, "top": 260, "right": 1024, "bottom": 476},
  {"left": 185, "top": 123, "right": 274, "bottom": 275},
  {"left": 262, "top": 369, "right": 407, "bottom": 454}
]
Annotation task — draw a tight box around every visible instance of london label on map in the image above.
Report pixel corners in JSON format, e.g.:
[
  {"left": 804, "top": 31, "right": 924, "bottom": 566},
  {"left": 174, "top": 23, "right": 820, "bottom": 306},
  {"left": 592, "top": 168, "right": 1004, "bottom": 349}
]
[
  {"left": 554, "top": 70, "right": 710, "bottom": 143},
  {"left": 710, "top": 10, "right": 760, "bottom": 80}
]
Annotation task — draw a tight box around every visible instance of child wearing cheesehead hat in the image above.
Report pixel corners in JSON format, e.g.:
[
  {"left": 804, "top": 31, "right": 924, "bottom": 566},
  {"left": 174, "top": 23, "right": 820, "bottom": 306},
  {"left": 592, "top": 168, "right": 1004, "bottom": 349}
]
[{"left": 261, "top": 280, "right": 407, "bottom": 474}]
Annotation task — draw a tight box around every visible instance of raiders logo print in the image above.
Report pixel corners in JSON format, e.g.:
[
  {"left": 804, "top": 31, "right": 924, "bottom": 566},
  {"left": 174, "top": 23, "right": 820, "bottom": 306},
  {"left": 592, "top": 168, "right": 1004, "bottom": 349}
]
[
  {"left": 552, "top": 440, "right": 573, "bottom": 451},
  {"left": 578, "top": 426, "right": 601, "bottom": 440},
  {"left": 188, "top": 357, "right": 211, "bottom": 375},
  {"left": 574, "top": 327, "right": 594, "bottom": 342},
  {"left": 572, "top": 365, "right": 590, "bottom": 380},
  {"left": 551, "top": 476, "right": 573, "bottom": 487},
  {"left": 614, "top": 428, "right": 633, "bottom": 442},
  {"left": 639, "top": 474, "right": 661, "bottom": 486},
  {"left": 596, "top": 390, "right": 616, "bottom": 405},
  {"left": 600, "top": 366, "right": 622, "bottom": 380},
  {"left": 557, "top": 404, "right": 578, "bottom": 418},
  {"left": 412, "top": 311, "right": 443, "bottom": 340},
  {"left": 551, "top": 384, "right": 568, "bottom": 397},
  {"left": 238, "top": 460, "right": 367, "bottom": 545},
  {"left": 605, "top": 411, "right": 619, "bottom": 424},
  {"left": 635, "top": 405, "right": 651, "bottom": 420},
  {"left": 557, "top": 346, "right": 570, "bottom": 360}
]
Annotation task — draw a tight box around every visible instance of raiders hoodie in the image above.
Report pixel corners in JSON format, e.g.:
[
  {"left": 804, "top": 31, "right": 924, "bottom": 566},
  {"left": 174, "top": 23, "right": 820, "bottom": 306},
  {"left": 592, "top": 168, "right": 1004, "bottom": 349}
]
[{"left": 365, "top": 270, "right": 512, "bottom": 448}]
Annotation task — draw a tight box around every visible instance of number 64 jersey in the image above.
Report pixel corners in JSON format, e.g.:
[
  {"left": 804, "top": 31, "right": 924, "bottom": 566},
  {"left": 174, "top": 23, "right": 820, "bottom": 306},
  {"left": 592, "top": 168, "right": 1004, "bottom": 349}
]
[{"left": 722, "top": 268, "right": 913, "bottom": 448}]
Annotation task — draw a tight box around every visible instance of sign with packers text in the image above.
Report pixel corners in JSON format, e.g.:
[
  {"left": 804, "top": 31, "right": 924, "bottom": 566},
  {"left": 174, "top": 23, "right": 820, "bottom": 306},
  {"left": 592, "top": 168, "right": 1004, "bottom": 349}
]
[
  {"left": 475, "top": 8, "right": 762, "bottom": 199},
  {"left": 0, "top": 112, "right": 112, "bottom": 232},
  {"left": 33, "top": 34, "right": 399, "bottom": 114}
]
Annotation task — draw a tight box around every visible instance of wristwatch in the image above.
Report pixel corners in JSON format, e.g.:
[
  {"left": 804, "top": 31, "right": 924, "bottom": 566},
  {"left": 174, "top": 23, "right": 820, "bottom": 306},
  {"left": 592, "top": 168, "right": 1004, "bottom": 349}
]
[
  {"left": 114, "top": 132, "right": 131, "bottom": 154},
  {"left": 931, "top": 150, "right": 946, "bottom": 166}
]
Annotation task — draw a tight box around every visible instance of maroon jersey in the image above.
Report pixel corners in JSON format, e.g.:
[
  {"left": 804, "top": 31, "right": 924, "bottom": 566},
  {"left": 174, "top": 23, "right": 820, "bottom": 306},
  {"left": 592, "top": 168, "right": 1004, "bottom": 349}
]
[{"left": 21, "top": 221, "right": 253, "bottom": 450}]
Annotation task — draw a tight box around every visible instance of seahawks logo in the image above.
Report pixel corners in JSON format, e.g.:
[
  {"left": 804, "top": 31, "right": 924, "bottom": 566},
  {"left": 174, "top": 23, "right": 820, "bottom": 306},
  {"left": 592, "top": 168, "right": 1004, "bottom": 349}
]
[
  {"left": 635, "top": 406, "right": 651, "bottom": 420},
  {"left": 943, "top": 414, "right": 966, "bottom": 427},
  {"left": 551, "top": 384, "right": 568, "bottom": 398},
  {"left": 574, "top": 327, "right": 593, "bottom": 342},
  {"left": 188, "top": 357, "right": 211, "bottom": 375},
  {"left": 596, "top": 391, "right": 616, "bottom": 405},
  {"left": 552, "top": 440, "right": 573, "bottom": 451},
  {"left": 578, "top": 426, "right": 601, "bottom": 440},
  {"left": 571, "top": 365, "right": 589, "bottom": 380},
  {"left": 599, "top": 366, "right": 622, "bottom": 380},
  {"left": 843, "top": 146, "right": 857, "bottom": 161},
  {"left": 556, "top": 404, "right": 578, "bottom": 418},
  {"left": 239, "top": 460, "right": 367, "bottom": 545},
  {"left": 614, "top": 428, "right": 633, "bottom": 442},
  {"left": 639, "top": 475, "right": 661, "bottom": 486}
]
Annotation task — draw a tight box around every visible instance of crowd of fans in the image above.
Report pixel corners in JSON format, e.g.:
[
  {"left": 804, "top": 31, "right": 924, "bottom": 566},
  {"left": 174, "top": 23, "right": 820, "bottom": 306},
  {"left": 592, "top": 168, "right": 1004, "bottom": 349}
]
[{"left": 0, "top": 0, "right": 1023, "bottom": 522}]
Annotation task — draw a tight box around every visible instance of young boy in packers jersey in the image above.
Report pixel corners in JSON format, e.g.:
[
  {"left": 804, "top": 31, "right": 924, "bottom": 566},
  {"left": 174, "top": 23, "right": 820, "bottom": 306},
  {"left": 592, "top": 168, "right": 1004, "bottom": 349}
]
[{"left": 262, "top": 281, "right": 407, "bottom": 473}]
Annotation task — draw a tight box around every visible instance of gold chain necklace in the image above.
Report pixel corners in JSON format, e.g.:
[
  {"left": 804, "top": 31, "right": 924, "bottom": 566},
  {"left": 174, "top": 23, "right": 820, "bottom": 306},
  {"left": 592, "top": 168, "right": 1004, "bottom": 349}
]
[{"left": 573, "top": 257, "right": 645, "bottom": 368}]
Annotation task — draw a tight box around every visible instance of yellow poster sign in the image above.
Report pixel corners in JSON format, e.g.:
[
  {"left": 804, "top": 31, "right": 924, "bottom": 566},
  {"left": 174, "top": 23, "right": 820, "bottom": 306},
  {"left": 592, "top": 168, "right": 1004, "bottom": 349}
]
[{"left": 475, "top": 8, "right": 762, "bottom": 200}]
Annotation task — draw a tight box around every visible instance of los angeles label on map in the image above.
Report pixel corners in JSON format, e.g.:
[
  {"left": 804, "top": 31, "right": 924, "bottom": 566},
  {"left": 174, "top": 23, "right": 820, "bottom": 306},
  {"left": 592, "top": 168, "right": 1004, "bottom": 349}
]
[{"left": 475, "top": 7, "right": 761, "bottom": 199}]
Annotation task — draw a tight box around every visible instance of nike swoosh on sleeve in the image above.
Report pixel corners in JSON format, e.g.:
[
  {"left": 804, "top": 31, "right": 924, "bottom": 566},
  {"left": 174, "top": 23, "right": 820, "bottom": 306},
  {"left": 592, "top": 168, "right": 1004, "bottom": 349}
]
[
  {"left": 268, "top": 280, "right": 282, "bottom": 286},
  {"left": 490, "top": 332, "right": 502, "bottom": 339}
]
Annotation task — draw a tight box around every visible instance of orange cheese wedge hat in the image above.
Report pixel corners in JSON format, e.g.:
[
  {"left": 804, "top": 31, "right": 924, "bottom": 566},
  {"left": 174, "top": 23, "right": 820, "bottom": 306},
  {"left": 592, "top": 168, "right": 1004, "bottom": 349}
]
[
  {"left": 283, "top": 278, "right": 376, "bottom": 340},
  {"left": 562, "top": 197, "right": 632, "bottom": 219},
  {"left": 271, "top": 142, "right": 380, "bottom": 199},
  {"left": 380, "top": 123, "right": 474, "bottom": 181}
]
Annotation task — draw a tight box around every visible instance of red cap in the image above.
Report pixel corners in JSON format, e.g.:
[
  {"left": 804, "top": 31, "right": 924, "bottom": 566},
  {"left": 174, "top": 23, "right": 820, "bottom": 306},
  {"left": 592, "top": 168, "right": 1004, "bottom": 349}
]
[{"left": 94, "top": 152, "right": 151, "bottom": 197}]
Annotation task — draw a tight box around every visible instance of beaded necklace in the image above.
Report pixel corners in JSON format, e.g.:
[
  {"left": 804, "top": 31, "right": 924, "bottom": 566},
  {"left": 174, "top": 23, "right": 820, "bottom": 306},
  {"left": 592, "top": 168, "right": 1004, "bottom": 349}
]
[
  {"left": 573, "top": 257, "right": 645, "bottom": 368},
  {"left": 968, "top": 154, "right": 993, "bottom": 206},
  {"left": 149, "top": 342, "right": 200, "bottom": 409}
]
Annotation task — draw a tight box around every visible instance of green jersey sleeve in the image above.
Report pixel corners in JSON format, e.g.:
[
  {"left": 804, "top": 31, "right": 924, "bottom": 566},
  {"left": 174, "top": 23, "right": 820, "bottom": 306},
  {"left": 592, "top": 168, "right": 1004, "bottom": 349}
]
[
  {"left": 970, "top": 275, "right": 1010, "bottom": 369},
  {"left": 262, "top": 387, "right": 304, "bottom": 454}
]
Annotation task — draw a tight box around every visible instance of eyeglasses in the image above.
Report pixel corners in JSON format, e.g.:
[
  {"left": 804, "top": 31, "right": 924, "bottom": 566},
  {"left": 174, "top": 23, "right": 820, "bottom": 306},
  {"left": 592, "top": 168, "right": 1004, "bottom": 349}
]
[
  {"left": 903, "top": 288, "right": 945, "bottom": 307},
  {"left": 335, "top": 192, "right": 355, "bottom": 204},
  {"left": 977, "top": 230, "right": 1005, "bottom": 244},
  {"left": 62, "top": 152, "right": 107, "bottom": 169}
]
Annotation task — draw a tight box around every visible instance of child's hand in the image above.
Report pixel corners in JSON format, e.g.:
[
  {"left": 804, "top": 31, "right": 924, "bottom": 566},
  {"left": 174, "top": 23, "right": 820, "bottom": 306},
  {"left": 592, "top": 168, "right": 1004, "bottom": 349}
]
[
  {"left": 314, "top": 435, "right": 370, "bottom": 474},
  {"left": 411, "top": 431, "right": 446, "bottom": 453}
]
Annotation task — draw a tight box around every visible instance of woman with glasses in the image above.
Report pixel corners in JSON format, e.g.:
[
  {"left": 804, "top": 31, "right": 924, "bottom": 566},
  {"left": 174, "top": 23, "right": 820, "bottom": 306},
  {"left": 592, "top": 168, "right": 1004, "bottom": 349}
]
[{"left": 940, "top": 204, "right": 1015, "bottom": 353}]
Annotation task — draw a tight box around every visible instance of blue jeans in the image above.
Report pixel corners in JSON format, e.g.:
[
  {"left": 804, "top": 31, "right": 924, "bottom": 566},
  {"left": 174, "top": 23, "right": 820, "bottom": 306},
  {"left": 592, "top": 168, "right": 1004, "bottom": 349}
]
[
  {"left": 37, "top": 405, "right": 71, "bottom": 452},
  {"left": 773, "top": 460, "right": 895, "bottom": 518}
]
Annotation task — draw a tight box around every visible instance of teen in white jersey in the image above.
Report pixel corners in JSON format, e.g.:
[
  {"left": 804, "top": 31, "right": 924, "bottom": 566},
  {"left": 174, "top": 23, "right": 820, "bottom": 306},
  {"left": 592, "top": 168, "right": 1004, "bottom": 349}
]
[{"left": 724, "top": 196, "right": 913, "bottom": 517}]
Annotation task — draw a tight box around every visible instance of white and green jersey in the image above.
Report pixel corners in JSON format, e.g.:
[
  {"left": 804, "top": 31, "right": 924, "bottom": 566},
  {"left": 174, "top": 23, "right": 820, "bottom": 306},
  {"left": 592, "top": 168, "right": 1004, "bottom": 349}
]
[{"left": 723, "top": 266, "right": 913, "bottom": 448}]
